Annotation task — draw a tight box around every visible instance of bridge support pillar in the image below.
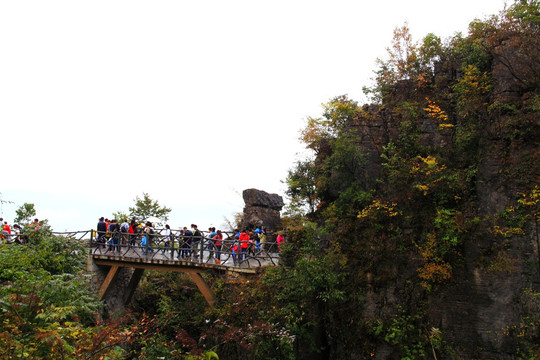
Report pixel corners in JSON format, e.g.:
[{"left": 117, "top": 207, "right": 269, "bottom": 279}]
[
  {"left": 123, "top": 268, "right": 145, "bottom": 305},
  {"left": 98, "top": 265, "right": 119, "bottom": 299},
  {"left": 89, "top": 255, "right": 248, "bottom": 310},
  {"left": 188, "top": 272, "right": 216, "bottom": 307}
]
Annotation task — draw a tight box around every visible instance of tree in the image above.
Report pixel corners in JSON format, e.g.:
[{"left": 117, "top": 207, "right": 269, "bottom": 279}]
[
  {"left": 14, "top": 203, "right": 36, "bottom": 224},
  {"left": 286, "top": 160, "right": 318, "bottom": 215},
  {"left": 467, "top": 0, "right": 540, "bottom": 92},
  {"left": 385, "top": 23, "right": 419, "bottom": 82},
  {"left": 364, "top": 24, "right": 422, "bottom": 102},
  {"left": 112, "top": 210, "right": 129, "bottom": 223},
  {"left": 128, "top": 192, "right": 171, "bottom": 223}
]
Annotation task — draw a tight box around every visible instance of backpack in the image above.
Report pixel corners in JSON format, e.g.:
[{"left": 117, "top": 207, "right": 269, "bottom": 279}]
[{"left": 111, "top": 224, "right": 121, "bottom": 240}]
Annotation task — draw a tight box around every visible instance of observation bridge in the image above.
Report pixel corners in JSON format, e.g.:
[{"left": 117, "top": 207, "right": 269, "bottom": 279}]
[{"left": 72, "top": 229, "right": 281, "bottom": 308}]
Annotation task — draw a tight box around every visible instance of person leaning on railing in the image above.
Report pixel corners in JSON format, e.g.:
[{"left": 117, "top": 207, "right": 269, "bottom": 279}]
[
  {"left": 239, "top": 229, "right": 250, "bottom": 261},
  {"left": 120, "top": 219, "right": 129, "bottom": 248},
  {"left": 182, "top": 227, "right": 193, "bottom": 258},
  {"left": 141, "top": 222, "right": 155, "bottom": 255},
  {"left": 128, "top": 219, "right": 137, "bottom": 246},
  {"left": 12, "top": 224, "right": 23, "bottom": 244},
  {"left": 97, "top": 217, "right": 107, "bottom": 245},
  {"left": 162, "top": 224, "right": 172, "bottom": 254},
  {"left": 259, "top": 228, "right": 267, "bottom": 252},
  {"left": 2, "top": 220, "right": 12, "bottom": 243},
  {"left": 248, "top": 230, "right": 256, "bottom": 257},
  {"left": 276, "top": 232, "right": 285, "bottom": 251},
  {"left": 214, "top": 230, "right": 223, "bottom": 264}
]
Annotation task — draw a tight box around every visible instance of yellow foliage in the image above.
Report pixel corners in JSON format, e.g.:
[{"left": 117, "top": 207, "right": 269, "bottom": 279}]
[
  {"left": 416, "top": 72, "right": 429, "bottom": 88},
  {"left": 517, "top": 185, "right": 540, "bottom": 220},
  {"left": 416, "top": 233, "right": 453, "bottom": 291},
  {"left": 358, "top": 200, "right": 399, "bottom": 220},
  {"left": 418, "top": 262, "right": 452, "bottom": 291},
  {"left": 300, "top": 116, "right": 329, "bottom": 149},
  {"left": 409, "top": 155, "right": 447, "bottom": 196},
  {"left": 460, "top": 65, "right": 492, "bottom": 95},
  {"left": 418, "top": 155, "right": 438, "bottom": 168},
  {"left": 424, "top": 97, "right": 449, "bottom": 122},
  {"left": 415, "top": 184, "right": 429, "bottom": 195},
  {"left": 487, "top": 251, "right": 519, "bottom": 273},
  {"left": 492, "top": 225, "right": 525, "bottom": 237},
  {"left": 491, "top": 185, "right": 540, "bottom": 237}
]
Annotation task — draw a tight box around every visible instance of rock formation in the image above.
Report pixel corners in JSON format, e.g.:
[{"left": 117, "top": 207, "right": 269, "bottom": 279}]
[{"left": 241, "top": 189, "right": 284, "bottom": 231}]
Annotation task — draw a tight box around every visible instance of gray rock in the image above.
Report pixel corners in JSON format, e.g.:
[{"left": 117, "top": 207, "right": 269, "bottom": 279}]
[
  {"left": 241, "top": 189, "right": 284, "bottom": 231},
  {"left": 242, "top": 188, "right": 284, "bottom": 210}
]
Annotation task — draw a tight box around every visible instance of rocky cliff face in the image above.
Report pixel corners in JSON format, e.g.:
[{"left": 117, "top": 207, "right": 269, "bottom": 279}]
[{"left": 346, "top": 43, "right": 540, "bottom": 359}]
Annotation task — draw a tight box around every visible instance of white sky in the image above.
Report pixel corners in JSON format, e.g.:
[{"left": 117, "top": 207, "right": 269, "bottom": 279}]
[{"left": 1, "top": 0, "right": 507, "bottom": 232}]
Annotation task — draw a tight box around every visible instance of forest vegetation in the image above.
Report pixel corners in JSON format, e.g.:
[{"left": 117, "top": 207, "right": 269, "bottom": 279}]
[{"left": 1, "top": 1, "right": 539, "bottom": 359}]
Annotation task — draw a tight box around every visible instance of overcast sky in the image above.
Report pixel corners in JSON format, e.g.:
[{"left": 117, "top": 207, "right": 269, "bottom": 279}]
[{"left": 1, "top": 0, "right": 508, "bottom": 232}]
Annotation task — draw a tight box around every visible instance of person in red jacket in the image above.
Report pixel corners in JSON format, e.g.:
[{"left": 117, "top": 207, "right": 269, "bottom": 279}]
[
  {"left": 231, "top": 242, "right": 239, "bottom": 263},
  {"left": 276, "top": 232, "right": 285, "bottom": 251},
  {"left": 2, "top": 221, "right": 11, "bottom": 242},
  {"left": 3, "top": 221, "right": 11, "bottom": 234},
  {"left": 214, "top": 230, "right": 223, "bottom": 264},
  {"left": 239, "top": 229, "right": 250, "bottom": 261}
]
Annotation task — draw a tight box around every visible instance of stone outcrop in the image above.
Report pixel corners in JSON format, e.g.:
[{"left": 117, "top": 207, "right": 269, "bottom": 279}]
[
  {"left": 87, "top": 256, "right": 135, "bottom": 315},
  {"left": 241, "top": 189, "right": 284, "bottom": 231}
]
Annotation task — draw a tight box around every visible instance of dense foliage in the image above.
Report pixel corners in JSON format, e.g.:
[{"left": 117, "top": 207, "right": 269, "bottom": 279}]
[
  {"left": 278, "top": 1, "right": 540, "bottom": 358},
  {"left": 0, "top": 228, "right": 106, "bottom": 359},
  {"left": 0, "top": 228, "right": 211, "bottom": 359},
  {"left": 164, "top": 2, "right": 537, "bottom": 358}
]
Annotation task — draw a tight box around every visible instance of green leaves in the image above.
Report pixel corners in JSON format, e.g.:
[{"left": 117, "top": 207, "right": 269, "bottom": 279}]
[
  {"left": 14, "top": 203, "right": 36, "bottom": 225},
  {"left": 0, "top": 232, "right": 108, "bottom": 359},
  {"left": 129, "top": 192, "right": 172, "bottom": 223},
  {"left": 285, "top": 160, "right": 318, "bottom": 215},
  {"left": 322, "top": 95, "right": 361, "bottom": 131},
  {"left": 261, "top": 254, "right": 346, "bottom": 355}
]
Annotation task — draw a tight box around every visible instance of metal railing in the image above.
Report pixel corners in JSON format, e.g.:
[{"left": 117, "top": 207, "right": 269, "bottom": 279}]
[
  {"left": 1, "top": 229, "right": 93, "bottom": 244},
  {"left": 0, "top": 228, "right": 282, "bottom": 268},
  {"left": 89, "top": 229, "right": 281, "bottom": 268}
]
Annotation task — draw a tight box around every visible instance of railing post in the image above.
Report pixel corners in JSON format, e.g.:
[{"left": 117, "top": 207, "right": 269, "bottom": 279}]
[
  {"left": 199, "top": 236, "right": 204, "bottom": 263},
  {"left": 170, "top": 232, "right": 175, "bottom": 259},
  {"left": 145, "top": 232, "right": 149, "bottom": 255},
  {"left": 90, "top": 229, "right": 94, "bottom": 252}
]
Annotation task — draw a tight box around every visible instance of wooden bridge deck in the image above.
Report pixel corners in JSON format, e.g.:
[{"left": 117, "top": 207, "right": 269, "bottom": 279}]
[{"left": 91, "top": 253, "right": 261, "bottom": 274}]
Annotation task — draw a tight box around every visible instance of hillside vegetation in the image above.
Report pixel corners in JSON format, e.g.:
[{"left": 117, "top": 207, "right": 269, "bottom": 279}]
[
  {"left": 279, "top": 1, "right": 540, "bottom": 358},
  {"left": 1, "top": 1, "right": 538, "bottom": 359}
]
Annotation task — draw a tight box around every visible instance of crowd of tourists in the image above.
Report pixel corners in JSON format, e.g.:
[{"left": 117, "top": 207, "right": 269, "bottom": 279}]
[
  {"left": 95, "top": 217, "right": 285, "bottom": 263},
  {"left": 0, "top": 217, "right": 42, "bottom": 244}
]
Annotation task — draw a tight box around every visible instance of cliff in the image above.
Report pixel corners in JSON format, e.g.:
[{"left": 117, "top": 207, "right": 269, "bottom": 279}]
[{"left": 284, "top": 4, "right": 539, "bottom": 358}]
